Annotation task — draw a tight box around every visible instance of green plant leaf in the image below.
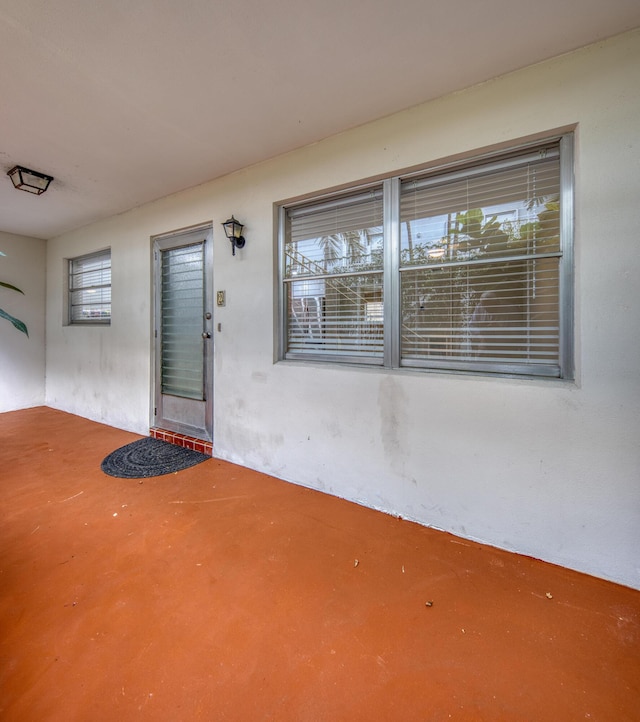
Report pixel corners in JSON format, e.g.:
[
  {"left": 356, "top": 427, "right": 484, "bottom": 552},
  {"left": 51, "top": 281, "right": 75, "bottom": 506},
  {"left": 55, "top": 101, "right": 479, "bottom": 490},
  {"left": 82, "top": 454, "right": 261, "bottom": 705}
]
[
  {"left": 0, "top": 307, "right": 28, "bottom": 336},
  {"left": 0, "top": 280, "right": 24, "bottom": 294}
]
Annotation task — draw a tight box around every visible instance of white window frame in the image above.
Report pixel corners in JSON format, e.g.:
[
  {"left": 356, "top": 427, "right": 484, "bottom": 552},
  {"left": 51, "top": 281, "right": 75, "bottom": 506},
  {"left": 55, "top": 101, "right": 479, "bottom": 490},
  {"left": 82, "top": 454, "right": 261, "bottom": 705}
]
[
  {"left": 68, "top": 248, "right": 112, "bottom": 325},
  {"left": 277, "top": 133, "right": 574, "bottom": 380}
]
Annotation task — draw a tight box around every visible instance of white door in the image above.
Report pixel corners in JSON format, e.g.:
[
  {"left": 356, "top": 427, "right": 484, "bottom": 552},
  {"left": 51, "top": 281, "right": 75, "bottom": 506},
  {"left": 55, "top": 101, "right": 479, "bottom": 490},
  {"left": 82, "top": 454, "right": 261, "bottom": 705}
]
[{"left": 153, "top": 225, "right": 213, "bottom": 441}]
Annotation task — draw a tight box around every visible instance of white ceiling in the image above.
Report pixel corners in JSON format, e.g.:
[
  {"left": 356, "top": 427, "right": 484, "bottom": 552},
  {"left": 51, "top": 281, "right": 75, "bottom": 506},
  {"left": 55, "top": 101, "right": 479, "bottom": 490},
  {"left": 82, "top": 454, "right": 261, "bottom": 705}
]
[{"left": 1, "top": 1, "right": 639, "bottom": 240}]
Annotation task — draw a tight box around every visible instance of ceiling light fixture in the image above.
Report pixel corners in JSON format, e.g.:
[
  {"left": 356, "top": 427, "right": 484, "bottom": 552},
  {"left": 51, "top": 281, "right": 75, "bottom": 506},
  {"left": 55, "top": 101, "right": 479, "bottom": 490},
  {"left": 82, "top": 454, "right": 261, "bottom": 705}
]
[
  {"left": 7, "top": 165, "right": 54, "bottom": 195},
  {"left": 222, "top": 216, "right": 246, "bottom": 256}
]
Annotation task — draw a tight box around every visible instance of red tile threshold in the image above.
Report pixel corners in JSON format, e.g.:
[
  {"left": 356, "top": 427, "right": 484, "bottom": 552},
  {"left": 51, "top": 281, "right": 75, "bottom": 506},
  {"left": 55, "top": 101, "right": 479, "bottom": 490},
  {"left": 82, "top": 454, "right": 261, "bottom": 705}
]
[
  {"left": 149, "top": 426, "right": 212, "bottom": 456},
  {"left": 1, "top": 407, "right": 639, "bottom": 722}
]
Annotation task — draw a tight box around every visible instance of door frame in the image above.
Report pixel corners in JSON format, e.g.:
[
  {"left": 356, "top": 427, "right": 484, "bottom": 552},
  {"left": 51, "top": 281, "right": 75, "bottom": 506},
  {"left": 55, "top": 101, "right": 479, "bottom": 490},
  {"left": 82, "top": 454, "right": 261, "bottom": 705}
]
[{"left": 151, "top": 223, "right": 214, "bottom": 441}]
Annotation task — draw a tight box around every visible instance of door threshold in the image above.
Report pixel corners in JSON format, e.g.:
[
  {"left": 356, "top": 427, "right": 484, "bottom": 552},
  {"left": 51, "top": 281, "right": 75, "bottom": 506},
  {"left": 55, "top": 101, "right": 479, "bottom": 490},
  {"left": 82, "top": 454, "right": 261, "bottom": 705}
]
[{"left": 150, "top": 427, "right": 213, "bottom": 456}]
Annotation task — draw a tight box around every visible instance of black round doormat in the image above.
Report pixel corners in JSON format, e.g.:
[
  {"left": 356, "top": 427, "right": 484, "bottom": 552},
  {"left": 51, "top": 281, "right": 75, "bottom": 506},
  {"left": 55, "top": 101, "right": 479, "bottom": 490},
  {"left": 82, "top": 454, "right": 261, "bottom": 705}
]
[{"left": 101, "top": 437, "right": 210, "bottom": 479}]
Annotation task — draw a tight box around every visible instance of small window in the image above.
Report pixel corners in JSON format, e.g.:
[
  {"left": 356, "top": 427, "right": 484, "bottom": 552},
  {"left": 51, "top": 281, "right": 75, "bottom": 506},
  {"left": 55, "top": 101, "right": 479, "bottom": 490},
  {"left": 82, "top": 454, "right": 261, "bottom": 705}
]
[
  {"left": 278, "top": 133, "right": 574, "bottom": 379},
  {"left": 68, "top": 249, "right": 111, "bottom": 324}
]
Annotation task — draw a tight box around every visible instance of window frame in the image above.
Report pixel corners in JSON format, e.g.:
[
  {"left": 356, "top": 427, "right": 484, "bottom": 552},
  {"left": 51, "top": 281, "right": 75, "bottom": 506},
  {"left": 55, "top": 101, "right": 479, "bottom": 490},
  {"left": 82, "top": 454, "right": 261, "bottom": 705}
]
[
  {"left": 67, "top": 248, "right": 112, "bottom": 326},
  {"left": 277, "top": 132, "right": 574, "bottom": 380}
]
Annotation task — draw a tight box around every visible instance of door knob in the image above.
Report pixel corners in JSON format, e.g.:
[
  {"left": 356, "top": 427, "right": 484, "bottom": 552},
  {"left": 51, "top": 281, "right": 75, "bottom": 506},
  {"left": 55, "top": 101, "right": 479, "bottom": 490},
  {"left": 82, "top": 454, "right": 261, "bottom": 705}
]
[{"left": 202, "top": 332, "right": 211, "bottom": 339}]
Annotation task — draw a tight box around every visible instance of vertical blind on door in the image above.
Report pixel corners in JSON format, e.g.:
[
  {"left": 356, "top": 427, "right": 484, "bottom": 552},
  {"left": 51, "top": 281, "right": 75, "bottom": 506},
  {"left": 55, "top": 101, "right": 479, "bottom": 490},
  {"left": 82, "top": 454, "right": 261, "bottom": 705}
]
[{"left": 161, "top": 243, "right": 205, "bottom": 399}]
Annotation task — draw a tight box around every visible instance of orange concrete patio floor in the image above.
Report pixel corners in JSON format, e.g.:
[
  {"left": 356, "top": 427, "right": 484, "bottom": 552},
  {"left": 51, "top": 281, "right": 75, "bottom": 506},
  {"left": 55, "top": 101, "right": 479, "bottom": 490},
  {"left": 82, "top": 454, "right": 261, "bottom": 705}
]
[{"left": 1, "top": 407, "right": 639, "bottom": 721}]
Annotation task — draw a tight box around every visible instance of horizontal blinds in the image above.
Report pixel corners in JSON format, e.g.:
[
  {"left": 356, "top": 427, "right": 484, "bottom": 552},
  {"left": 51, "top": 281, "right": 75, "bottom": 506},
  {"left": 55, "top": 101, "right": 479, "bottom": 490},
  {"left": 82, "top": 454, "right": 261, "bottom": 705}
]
[
  {"left": 400, "top": 257, "right": 560, "bottom": 371},
  {"left": 69, "top": 250, "right": 111, "bottom": 322},
  {"left": 399, "top": 143, "right": 562, "bottom": 373},
  {"left": 161, "top": 243, "right": 204, "bottom": 400},
  {"left": 403, "top": 146, "right": 559, "bottom": 194},
  {"left": 285, "top": 188, "right": 385, "bottom": 362},
  {"left": 286, "top": 188, "right": 383, "bottom": 278},
  {"left": 400, "top": 153, "right": 560, "bottom": 266},
  {"left": 287, "top": 273, "right": 384, "bottom": 360},
  {"left": 288, "top": 188, "right": 384, "bottom": 236}
]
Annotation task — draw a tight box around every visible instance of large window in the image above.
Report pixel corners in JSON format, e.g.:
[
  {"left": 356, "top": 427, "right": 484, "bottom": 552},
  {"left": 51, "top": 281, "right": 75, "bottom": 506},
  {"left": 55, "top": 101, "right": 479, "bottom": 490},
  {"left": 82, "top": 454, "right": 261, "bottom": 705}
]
[
  {"left": 68, "top": 249, "right": 111, "bottom": 324},
  {"left": 279, "top": 134, "right": 573, "bottom": 379}
]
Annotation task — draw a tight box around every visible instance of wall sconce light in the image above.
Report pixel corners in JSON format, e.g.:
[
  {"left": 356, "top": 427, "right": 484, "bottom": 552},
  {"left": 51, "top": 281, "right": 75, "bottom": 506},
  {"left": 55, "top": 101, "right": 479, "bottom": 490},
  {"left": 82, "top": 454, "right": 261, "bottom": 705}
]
[
  {"left": 7, "top": 165, "right": 54, "bottom": 195},
  {"left": 222, "top": 216, "right": 246, "bottom": 256}
]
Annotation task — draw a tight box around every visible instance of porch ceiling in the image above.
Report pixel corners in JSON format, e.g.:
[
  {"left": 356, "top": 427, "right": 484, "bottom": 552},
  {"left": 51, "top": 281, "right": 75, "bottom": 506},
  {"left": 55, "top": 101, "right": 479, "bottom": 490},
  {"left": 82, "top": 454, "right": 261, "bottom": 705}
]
[{"left": 1, "top": 1, "right": 639, "bottom": 240}]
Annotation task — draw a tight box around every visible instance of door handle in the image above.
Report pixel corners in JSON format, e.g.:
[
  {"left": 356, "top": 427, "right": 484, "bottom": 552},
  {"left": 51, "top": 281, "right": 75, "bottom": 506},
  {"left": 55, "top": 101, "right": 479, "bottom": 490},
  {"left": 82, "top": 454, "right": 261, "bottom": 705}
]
[{"left": 202, "top": 332, "right": 211, "bottom": 339}]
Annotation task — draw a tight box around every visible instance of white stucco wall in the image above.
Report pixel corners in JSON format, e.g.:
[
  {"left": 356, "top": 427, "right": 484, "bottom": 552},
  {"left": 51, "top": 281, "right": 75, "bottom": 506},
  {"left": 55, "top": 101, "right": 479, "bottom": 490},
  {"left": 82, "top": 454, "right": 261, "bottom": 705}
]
[
  {"left": 0, "top": 232, "right": 46, "bottom": 412},
  {"left": 46, "top": 30, "right": 640, "bottom": 589}
]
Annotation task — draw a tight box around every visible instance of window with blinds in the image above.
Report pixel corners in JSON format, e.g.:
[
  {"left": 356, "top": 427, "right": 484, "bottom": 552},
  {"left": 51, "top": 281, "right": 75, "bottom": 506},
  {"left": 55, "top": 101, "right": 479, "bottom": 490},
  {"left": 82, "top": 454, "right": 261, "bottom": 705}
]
[
  {"left": 68, "top": 249, "right": 111, "bottom": 324},
  {"left": 278, "top": 133, "right": 573, "bottom": 378},
  {"left": 283, "top": 189, "right": 385, "bottom": 362},
  {"left": 400, "top": 145, "right": 564, "bottom": 376}
]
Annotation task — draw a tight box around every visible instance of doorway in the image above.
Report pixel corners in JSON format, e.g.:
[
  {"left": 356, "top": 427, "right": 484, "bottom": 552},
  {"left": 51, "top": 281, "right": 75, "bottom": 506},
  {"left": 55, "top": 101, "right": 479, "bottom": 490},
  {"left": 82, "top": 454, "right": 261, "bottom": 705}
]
[{"left": 152, "top": 225, "right": 213, "bottom": 442}]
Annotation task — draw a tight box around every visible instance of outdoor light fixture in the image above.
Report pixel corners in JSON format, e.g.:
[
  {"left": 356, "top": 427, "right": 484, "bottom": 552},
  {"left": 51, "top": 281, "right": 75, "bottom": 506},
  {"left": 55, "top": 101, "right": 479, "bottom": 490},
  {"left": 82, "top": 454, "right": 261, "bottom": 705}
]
[
  {"left": 7, "top": 165, "right": 54, "bottom": 195},
  {"left": 222, "top": 216, "right": 246, "bottom": 256}
]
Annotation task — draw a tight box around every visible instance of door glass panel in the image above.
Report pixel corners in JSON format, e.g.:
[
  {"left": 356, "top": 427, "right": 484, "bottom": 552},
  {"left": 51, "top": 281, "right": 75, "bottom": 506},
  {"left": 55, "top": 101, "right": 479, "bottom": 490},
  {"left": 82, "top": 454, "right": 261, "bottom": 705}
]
[{"left": 161, "top": 242, "right": 204, "bottom": 400}]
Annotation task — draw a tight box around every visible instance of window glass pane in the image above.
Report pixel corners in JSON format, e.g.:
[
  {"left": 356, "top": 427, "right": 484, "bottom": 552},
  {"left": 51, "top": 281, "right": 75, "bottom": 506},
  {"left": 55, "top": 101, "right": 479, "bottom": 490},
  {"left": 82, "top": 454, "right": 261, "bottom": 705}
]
[
  {"left": 399, "top": 148, "right": 562, "bottom": 374},
  {"left": 286, "top": 190, "right": 383, "bottom": 278},
  {"left": 285, "top": 188, "right": 384, "bottom": 362},
  {"left": 70, "top": 287, "right": 112, "bottom": 320},
  {"left": 70, "top": 261, "right": 111, "bottom": 288},
  {"left": 287, "top": 273, "right": 384, "bottom": 360},
  {"left": 401, "top": 258, "right": 560, "bottom": 369},
  {"left": 400, "top": 158, "right": 560, "bottom": 267}
]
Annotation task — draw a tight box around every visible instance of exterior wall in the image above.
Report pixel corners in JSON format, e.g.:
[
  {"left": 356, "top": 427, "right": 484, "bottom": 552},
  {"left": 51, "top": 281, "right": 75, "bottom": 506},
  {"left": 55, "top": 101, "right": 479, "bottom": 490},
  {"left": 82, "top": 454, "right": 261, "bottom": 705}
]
[
  {"left": 46, "top": 30, "right": 640, "bottom": 589},
  {"left": 0, "top": 232, "right": 46, "bottom": 411}
]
